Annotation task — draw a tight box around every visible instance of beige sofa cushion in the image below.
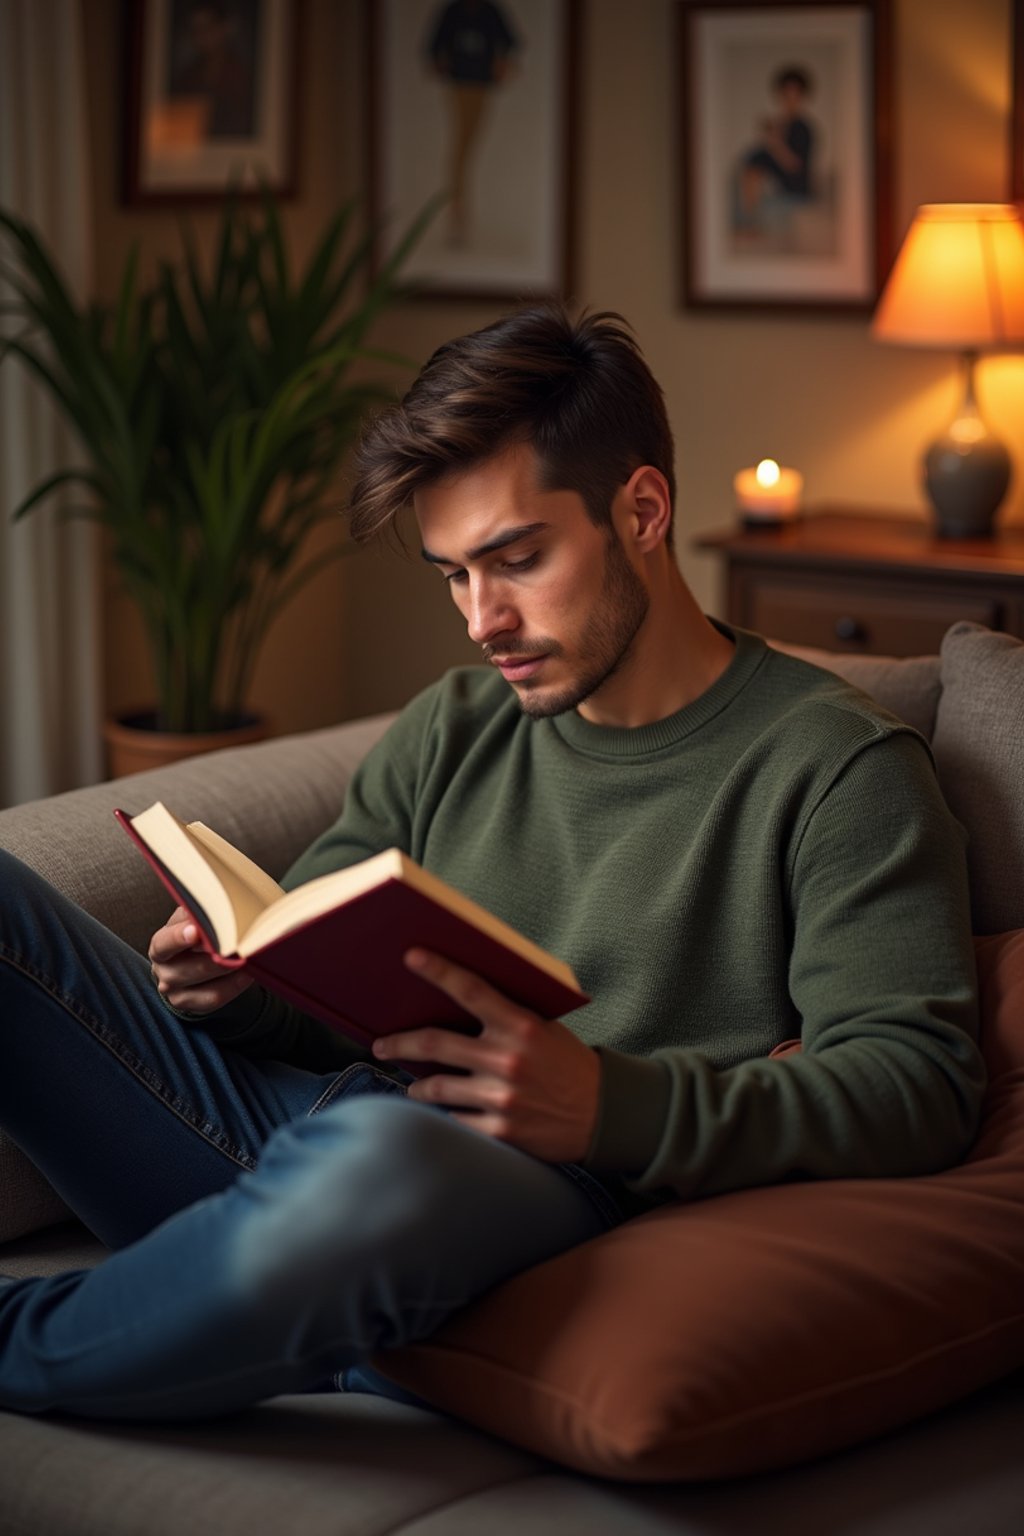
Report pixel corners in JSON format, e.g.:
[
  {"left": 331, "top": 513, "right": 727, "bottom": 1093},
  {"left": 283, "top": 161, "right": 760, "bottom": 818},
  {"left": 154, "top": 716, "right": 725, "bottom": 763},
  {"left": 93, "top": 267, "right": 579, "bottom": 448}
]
[
  {"left": 932, "top": 623, "right": 1024, "bottom": 935},
  {"left": 0, "top": 716, "right": 394, "bottom": 956}
]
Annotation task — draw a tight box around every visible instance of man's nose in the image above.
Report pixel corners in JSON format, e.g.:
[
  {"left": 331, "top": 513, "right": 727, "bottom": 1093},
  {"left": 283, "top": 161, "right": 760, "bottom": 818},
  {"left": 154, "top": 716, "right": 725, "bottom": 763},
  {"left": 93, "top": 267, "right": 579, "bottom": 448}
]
[{"left": 465, "top": 580, "right": 518, "bottom": 646}]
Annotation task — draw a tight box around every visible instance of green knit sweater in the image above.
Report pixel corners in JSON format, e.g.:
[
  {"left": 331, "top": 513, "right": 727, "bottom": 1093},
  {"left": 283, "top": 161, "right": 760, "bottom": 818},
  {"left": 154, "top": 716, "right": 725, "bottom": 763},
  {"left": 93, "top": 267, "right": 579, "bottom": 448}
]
[{"left": 202, "top": 626, "right": 984, "bottom": 1213}]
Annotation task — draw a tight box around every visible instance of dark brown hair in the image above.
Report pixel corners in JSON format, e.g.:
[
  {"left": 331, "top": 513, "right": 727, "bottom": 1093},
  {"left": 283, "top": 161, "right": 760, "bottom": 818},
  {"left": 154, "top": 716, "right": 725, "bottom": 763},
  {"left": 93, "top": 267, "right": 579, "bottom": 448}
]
[
  {"left": 347, "top": 304, "right": 676, "bottom": 545},
  {"left": 773, "top": 64, "right": 813, "bottom": 96}
]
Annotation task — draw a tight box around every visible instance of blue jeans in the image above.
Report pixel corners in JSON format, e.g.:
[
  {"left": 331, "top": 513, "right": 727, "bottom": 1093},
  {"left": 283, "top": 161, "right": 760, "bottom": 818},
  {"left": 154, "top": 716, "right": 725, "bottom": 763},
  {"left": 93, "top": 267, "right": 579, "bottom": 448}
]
[{"left": 0, "top": 850, "right": 620, "bottom": 1420}]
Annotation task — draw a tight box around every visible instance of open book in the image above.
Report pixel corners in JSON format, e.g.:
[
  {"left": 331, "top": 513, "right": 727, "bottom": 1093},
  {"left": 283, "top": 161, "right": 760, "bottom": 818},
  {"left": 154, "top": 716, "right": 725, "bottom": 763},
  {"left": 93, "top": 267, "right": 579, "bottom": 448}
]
[{"left": 115, "top": 803, "right": 588, "bottom": 1069}]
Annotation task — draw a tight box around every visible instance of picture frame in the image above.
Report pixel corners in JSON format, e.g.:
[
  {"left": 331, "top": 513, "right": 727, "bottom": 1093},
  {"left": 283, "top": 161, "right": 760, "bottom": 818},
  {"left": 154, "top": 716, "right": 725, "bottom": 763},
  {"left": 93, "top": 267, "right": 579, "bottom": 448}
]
[
  {"left": 123, "top": 0, "right": 301, "bottom": 205},
  {"left": 1013, "top": 0, "right": 1024, "bottom": 199},
  {"left": 678, "top": 0, "right": 893, "bottom": 312},
  {"left": 366, "top": 0, "right": 581, "bottom": 301}
]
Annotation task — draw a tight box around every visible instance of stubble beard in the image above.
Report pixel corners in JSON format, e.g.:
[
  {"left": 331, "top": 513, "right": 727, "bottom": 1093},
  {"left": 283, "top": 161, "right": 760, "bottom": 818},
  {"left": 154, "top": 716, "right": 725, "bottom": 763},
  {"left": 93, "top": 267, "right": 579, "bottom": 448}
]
[{"left": 512, "top": 535, "right": 651, "bottom": 720}]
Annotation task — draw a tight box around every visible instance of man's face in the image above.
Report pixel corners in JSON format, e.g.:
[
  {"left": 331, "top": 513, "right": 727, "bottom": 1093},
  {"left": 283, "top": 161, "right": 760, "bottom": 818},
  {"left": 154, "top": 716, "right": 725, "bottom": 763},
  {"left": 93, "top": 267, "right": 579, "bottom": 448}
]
[
  {"left": 778, "top": 81, "right": 807, "bottom": 116},
  {"left": 415, "top": 444, "right": 650, "bottom": 720},
  {"left": 189, "top": 7, "right": 227, "bottom": 56}
]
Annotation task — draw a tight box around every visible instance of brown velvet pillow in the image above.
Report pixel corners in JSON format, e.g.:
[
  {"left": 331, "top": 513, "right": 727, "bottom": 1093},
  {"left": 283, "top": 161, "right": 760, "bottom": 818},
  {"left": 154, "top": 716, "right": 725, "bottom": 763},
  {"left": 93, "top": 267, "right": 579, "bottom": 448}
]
[{"left": 376, "top": 932, "right": 1024, "bottom": 1481}]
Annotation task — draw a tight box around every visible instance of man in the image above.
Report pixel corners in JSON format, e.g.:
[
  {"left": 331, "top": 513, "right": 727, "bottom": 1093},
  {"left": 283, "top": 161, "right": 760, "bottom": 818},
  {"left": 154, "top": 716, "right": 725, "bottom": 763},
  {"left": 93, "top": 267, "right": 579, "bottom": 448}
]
[
  {"left": 171, "top": 1, "right": 256, "bottom": 140},
  {"left": 427, "top": 0, "right": 520, "bottom": 245},
  {"left": 0, "top": 305, "right": 983, "bottom": 1421},
  {"left": 739, "top": 64, "right": 817, "bottom": 233}
]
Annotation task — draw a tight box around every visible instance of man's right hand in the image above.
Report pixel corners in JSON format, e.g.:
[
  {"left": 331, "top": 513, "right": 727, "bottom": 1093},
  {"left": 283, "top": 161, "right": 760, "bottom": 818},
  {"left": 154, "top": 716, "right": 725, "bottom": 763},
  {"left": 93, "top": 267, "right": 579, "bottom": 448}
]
[{"left": 148, "top": 906, "right": 255, "bottom": 1017}]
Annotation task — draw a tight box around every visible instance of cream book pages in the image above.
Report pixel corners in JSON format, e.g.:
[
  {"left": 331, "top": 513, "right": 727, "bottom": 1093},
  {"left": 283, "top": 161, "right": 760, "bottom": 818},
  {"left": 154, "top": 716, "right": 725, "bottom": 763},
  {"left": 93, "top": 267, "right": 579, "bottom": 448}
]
[{"left": 127, "top": 802, "right": 284, "bottom": 955}]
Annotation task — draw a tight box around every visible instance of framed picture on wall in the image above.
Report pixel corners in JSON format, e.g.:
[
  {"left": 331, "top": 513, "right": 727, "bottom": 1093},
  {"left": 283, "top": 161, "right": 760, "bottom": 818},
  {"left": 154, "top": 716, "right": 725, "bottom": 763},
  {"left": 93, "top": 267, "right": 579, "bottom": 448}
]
[
  {"left": 1013, "top": 0, "right": 1024, "bottom": 198},
  {"left": 366, "top": 0, "right": 581, "bottom": 301},
  {"left": 123, "top": 0, "right": 300, "bottom": 204},
  {"left": 678, "top": 0, "right": 893, "bottom": 311}
]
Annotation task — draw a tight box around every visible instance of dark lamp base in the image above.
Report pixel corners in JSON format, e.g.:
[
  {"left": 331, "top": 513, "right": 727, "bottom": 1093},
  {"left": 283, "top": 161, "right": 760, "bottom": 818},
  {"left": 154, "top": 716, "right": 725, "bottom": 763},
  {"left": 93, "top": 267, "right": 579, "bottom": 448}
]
[
  {"left": 923, "top": 354, "right": 1012, "bottom": 540},
  {"left": 924, "top": 435, "right": 1010, "bottom": 539}
]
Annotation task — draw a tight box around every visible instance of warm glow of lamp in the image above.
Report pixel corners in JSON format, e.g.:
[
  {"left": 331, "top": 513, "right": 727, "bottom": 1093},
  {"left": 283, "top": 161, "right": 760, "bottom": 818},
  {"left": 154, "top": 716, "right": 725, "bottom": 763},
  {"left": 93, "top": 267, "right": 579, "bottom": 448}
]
[{"left": 872, "top": 203, "right": 1024, "bottom": 537}]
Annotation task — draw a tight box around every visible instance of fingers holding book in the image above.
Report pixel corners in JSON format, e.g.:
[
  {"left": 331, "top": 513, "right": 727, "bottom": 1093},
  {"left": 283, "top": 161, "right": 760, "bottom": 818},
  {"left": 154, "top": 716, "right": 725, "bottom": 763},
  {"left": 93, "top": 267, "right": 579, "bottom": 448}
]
[
  {"left": 372, "top": 948, "right": 601, "bottom": 1165},
  {"left": 148, "top": 905, "right": 255, "bottom": 1017}
]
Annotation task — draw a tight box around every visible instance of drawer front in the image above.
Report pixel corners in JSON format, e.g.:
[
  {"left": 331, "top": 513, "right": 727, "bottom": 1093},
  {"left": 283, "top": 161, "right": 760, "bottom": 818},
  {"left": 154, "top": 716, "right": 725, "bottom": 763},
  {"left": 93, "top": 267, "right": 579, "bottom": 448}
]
[{"left": 739, "top": 577, "right": 999, "bottom": 656}]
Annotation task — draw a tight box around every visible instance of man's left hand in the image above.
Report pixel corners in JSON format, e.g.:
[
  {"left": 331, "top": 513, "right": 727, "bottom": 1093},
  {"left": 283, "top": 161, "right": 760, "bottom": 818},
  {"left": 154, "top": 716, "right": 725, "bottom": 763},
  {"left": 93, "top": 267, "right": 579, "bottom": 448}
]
[{"left": 371, "top": 948, "right": 601, "bottom": 1164}]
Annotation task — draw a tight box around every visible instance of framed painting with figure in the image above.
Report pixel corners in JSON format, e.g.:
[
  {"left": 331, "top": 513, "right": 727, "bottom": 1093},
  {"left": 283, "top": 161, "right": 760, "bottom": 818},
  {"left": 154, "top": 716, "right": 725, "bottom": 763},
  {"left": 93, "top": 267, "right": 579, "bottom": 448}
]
[
  {"left": 1013, "top": 0, "right": 1024, "bottom": 199},
  {"left": 678, "top": 0, "right": 892, "bottom": 311},
  {"left": 123, "top": 0, "right": 300, "bottom": 204},
  {"left": 366, "top": 0, "right": 581, "bottom": 300}
]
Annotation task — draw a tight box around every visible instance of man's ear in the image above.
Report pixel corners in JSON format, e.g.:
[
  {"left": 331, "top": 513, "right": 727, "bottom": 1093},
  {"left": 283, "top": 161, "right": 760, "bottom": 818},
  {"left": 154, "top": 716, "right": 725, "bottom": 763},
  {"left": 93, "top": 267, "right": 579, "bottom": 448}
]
[{"left": 620, "top": 465, "right": 673, "bottom": 552}]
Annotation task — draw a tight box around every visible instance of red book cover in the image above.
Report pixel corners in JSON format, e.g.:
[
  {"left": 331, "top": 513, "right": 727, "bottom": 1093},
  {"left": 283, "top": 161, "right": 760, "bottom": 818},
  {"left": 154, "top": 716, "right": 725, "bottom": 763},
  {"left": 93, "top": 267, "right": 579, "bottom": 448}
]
[
  {"left": 240, "top": 878, "right": 588, "bottom": 1051},
  {"left": 114, "top": 808, "right": 589, "bottom": 1073}
]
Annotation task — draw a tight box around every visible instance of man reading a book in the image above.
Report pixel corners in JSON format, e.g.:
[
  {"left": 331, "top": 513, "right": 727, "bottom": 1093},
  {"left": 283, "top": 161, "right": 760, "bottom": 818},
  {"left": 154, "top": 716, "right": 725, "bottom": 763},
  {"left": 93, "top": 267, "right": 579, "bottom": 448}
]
[{"left": 0, "top": 305, "right": 983, "bottom": 1421}]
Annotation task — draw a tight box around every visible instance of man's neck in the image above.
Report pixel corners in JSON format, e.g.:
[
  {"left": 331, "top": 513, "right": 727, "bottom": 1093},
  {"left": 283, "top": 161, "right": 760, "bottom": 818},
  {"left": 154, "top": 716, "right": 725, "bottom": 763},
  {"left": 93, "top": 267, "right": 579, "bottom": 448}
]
[{"left": 576, "top": 568, "right": 735, "bottom": 730}]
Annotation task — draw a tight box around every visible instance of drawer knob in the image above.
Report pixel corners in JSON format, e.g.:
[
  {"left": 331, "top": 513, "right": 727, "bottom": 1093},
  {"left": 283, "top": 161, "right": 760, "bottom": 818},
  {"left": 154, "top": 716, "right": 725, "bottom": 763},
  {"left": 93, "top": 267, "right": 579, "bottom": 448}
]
[{"left": 834, "top": 615, "right": 867, "bottom": 644}]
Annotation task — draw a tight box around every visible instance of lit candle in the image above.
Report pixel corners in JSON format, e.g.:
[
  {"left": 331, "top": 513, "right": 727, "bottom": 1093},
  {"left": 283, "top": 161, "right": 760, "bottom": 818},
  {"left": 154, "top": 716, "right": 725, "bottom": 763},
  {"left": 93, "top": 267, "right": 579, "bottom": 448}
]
[{"left": 733, "top": 458, "right": 804, "bottom": 522}]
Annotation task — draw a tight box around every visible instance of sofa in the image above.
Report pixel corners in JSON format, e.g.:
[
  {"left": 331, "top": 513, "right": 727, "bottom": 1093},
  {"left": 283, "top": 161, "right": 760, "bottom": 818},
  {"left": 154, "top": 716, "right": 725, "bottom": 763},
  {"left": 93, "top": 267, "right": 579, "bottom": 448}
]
[{"left": 2, "top": 620, "right": 1024, "bottom": 1535}]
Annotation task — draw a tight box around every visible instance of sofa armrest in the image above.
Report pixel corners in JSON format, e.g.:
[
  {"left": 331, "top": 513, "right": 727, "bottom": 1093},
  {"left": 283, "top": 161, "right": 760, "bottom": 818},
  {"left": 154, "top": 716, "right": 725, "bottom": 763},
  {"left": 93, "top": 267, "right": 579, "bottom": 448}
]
[{"left": 0, "top": 714, "right": 395, "bottom": 954}]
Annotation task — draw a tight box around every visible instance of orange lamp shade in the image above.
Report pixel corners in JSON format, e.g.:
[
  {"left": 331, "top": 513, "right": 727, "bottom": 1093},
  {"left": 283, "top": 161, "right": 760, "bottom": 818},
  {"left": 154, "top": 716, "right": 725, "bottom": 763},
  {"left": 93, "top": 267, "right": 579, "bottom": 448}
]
[{"left": 872, "top": 204, "right": 1024, "bottom": 350}]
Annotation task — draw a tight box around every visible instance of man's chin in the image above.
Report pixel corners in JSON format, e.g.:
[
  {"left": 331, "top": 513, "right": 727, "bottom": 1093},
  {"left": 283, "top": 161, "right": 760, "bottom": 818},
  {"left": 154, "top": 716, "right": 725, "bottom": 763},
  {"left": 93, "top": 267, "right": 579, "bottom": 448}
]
[
  {"left": 510, "top": 651, "right": 635, "bottom": 720},
  {"left": 512, "top": 679, "right": 585, "bottom": 719}
]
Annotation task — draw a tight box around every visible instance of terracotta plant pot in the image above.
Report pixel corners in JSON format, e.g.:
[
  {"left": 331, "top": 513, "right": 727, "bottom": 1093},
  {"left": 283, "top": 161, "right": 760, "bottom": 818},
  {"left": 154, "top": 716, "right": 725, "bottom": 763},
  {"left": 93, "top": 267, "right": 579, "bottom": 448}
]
[{"left": 103, "top": 710, "right": 270, "bottom": 779}]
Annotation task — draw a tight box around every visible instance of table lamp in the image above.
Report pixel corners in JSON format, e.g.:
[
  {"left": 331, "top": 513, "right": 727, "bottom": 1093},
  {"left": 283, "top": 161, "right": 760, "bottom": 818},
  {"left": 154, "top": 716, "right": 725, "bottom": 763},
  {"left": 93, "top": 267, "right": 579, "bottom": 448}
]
[{"left": 872, "top": 203, "right": 1024, "bottom": 538}]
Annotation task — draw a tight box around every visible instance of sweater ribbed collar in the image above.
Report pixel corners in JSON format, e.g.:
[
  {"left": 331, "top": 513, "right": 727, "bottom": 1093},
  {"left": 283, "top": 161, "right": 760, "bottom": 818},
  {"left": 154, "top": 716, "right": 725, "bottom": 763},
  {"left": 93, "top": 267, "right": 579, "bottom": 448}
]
[{"left": 549, "top": 623, "right": 767, "bottom": 759}]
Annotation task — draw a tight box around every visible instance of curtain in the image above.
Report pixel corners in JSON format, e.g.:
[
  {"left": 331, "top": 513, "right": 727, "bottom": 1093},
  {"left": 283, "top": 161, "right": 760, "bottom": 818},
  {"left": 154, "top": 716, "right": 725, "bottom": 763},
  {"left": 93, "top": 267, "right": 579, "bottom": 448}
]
[{"left": 0, "top": 0, "right": 102, "bottom": 807}]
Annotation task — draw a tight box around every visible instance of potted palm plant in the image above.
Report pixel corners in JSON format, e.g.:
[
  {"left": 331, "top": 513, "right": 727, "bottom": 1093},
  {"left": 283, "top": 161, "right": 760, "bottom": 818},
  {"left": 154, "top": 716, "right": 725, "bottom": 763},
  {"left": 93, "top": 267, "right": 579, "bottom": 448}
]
[{"left": 0, "top": 195, "right": 428, "bottom": 774}]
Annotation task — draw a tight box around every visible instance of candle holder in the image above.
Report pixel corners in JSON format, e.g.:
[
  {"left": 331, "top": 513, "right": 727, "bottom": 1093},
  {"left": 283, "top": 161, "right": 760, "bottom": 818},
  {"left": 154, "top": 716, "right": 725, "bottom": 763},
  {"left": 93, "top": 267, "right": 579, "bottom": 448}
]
[{"left": 733, "top": 459, "right": 803, "bottom": 526}]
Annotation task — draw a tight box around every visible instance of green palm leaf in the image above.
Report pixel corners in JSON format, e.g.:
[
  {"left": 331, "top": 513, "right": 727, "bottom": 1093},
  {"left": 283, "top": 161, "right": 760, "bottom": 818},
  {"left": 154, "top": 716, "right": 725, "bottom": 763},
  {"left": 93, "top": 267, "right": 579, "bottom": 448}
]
[{"left": 1, "top": 193, "right": 435, "bottom": 731}]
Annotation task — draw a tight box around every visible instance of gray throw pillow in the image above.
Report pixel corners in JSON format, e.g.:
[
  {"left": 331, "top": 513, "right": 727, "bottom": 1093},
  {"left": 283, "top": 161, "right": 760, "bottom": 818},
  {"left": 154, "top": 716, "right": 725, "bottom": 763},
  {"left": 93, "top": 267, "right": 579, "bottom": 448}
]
[{"left": 932, "top": 623, "right": 1024, "bottom": 935}]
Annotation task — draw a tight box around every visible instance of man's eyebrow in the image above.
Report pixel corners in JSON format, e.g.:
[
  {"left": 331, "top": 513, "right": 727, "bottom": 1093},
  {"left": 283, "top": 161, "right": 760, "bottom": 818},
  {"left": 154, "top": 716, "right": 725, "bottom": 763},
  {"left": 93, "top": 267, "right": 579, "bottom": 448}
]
[{"left": 420, "top": 522, "right": 550, "bottom": 566}]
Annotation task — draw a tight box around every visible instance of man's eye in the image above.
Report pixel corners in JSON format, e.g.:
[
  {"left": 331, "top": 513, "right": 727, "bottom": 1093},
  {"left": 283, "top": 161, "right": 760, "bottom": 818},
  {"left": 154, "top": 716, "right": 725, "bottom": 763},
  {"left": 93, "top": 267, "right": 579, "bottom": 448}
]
[
  {"left": 443, "top": 569, "right": 468, "bottom": 585},
  {"left": 503, "top": 553, "right": 539, "bottom": 574}
]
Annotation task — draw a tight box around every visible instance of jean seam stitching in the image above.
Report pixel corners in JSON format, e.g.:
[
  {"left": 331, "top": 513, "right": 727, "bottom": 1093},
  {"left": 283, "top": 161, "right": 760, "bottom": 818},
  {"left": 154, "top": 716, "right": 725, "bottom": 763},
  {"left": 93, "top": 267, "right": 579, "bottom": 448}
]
[
  {"left": 555, "top": 1159, "right": 622, "bottom": 1227},
  {"left": 0, "top": 943, "right": 255, "bottom": 1172},
  {"left": 307, "top": 1064, "right": 409, "bottom": 1118}
]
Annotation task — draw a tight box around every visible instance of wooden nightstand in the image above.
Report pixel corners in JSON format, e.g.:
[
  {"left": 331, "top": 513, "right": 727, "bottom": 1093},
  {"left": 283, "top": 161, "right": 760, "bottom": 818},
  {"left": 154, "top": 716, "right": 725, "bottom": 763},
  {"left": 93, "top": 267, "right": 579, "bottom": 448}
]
[{"left": 693, "top": 509, "right": 1024, "bottom": 656}]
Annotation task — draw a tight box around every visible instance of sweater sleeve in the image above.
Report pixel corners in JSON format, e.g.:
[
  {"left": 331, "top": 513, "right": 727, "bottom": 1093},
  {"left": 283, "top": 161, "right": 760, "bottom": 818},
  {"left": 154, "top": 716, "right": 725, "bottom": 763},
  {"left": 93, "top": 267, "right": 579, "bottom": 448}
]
[
  {"left": 172, "top": 982, "right": 376, "bottom": 1072},
  {"left": 584, "top": 731, "right": 986, "bottom": 1200}
]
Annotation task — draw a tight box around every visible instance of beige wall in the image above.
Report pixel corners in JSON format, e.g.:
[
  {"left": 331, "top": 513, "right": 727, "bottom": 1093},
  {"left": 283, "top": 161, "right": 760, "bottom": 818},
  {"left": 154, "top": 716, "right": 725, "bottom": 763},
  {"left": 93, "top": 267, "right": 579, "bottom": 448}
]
[{"left": 84, "top": 0, "right": 1021, "bottom": 734}]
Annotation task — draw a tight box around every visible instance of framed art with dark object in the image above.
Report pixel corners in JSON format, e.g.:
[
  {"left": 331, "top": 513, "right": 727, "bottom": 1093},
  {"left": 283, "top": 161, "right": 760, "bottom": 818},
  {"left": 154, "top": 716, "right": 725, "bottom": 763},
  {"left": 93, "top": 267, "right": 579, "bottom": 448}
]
[
  {"left": 678, "top": 0, "right": 893, "bottom": 312},
  {"left": 366, "top": 0, "right": 581, "bottom": 301},
  {"left": 123, "top": 0, "right": 300, "bottom": 205},
  {"left": 1013, "top": 0, "right": 1024, "bottom": 199}
]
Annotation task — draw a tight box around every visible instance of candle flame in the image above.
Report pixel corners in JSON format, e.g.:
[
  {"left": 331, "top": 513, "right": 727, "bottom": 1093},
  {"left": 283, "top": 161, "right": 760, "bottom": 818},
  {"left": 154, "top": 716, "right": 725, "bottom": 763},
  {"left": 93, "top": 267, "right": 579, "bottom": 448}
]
[{"left": 755, "top": 458, "right": 781, "bottom": 488}]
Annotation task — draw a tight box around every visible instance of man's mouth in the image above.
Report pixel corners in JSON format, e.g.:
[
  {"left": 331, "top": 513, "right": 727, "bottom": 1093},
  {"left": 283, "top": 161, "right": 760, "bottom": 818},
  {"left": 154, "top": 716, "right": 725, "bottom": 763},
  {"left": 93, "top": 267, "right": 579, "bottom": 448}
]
[{"left": 490, "top": 654, "right": 548, "bottom": 682}]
